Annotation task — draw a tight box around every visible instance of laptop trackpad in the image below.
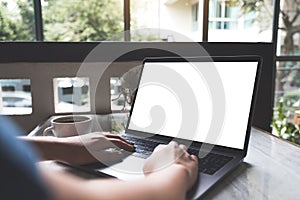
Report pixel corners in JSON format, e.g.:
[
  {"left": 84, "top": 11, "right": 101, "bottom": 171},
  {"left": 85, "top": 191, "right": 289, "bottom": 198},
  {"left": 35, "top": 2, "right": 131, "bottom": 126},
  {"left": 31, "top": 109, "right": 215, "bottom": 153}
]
[{"left": 98, "top": 155, "right": 146, "bottom": 181}]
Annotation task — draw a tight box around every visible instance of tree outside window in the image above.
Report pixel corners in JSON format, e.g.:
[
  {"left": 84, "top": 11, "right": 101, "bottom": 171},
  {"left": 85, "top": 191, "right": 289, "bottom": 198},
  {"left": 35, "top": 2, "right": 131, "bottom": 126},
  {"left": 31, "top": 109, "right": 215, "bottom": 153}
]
[
  {"left": 0, "top": 0, "right": 35, "bottom": 41},
  {"left": 42, "top": 0, "right": 123, "bottom": 41},
  {"left": 274, "top": 0, "right": 300, "bottom": 108}
]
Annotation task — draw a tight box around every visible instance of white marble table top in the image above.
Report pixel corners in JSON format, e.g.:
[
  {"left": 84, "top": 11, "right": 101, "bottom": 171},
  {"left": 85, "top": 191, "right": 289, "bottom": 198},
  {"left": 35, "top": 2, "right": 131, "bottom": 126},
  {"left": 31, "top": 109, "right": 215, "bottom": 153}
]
[{"left": 202, "top": 128, "right": 300, "bottom": 200}]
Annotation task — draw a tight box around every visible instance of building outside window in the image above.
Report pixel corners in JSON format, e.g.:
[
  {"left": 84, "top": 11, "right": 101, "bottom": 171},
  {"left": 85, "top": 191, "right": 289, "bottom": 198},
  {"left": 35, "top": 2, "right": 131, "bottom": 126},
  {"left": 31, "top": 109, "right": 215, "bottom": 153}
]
[
  {"left": 192, "top": 2, "right": 199, "bottom": 31},
  {"left": 53, "top": 77, "right": 90, "bottom": 113},
  {"left": 0, "top": 79, "right": 32, "bottom": 115},
  {"left": 130, "top": 0, "right": 203, "bottom": 41},
  {"left": 208, "top": 0, "right": 273, "bottom": 42}
]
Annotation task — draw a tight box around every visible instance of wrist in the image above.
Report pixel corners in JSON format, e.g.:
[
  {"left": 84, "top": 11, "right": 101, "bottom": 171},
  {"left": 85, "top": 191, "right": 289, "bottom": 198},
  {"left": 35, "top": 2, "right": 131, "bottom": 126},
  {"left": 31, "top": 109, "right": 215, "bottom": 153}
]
[
  {"left": 55, "top": 136, "right": 96, "bottom": 165},
  {"left": 147, "top": 164, "right": 190, "bottom": 192}
]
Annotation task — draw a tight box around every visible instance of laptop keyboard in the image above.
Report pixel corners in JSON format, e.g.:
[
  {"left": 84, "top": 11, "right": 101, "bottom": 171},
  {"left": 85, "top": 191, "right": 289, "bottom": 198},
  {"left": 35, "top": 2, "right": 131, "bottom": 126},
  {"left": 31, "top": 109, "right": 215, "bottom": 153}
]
[
  {"left": 187, "top": 148, "right": 233, "bottom": 175},
  {"left": 122, "top": 135, "right": 234, "bottom": 175},
  {"left": 122, "top": 135, "right": 162, "bottom": 158}
]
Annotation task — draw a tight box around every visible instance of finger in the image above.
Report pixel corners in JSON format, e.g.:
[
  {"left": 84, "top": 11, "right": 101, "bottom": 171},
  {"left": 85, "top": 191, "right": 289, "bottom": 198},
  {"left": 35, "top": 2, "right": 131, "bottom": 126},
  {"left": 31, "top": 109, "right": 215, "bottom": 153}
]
[
  {"left": 92, "top": 149, "right": 125, "bottom": 165},
  {"left": 153, "top": 144, "right": 166, "bottom": 153},
  {"left": 110, "top": 138, "right": 135, "bottom": 152},
  {"left": 177, "top": 150, "right": 190, "bottom": 160},
  {"left": 102, "top": 132, "right": 122, "bottom": 138},
  {"left": 179, "top": 144, "right": 187, "bottom": 151},
  {"left": 190, "top": 155, "right": 198, "bottom": 162},
  {"left": 103, "top": 133, "right": 134, "bottom": 145},
  {"left": 169, "top": 141, "right": 179, "bottom": 148}
]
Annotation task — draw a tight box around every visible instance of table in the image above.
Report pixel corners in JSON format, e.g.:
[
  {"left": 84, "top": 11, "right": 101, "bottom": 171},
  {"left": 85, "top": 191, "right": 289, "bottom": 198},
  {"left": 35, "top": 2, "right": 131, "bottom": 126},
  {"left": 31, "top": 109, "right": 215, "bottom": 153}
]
[
  {"left": 34, "top": 116, "right": 300, "bottom": 199},
  {"left": 201, "top": 128, "right": 300, "bottom": 200}
]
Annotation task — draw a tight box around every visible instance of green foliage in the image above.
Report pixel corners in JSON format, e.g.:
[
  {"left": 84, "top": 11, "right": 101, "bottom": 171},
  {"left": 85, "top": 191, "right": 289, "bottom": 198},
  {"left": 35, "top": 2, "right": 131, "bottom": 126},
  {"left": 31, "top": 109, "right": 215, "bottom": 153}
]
[
  {"left": 0, "top": 2, "right": 18, "bottom": 40},
  {"left": 16, "top": 0, "right": 35, "bottom": 40},
  {"left": 0, "top": 0, "right": 34, "bottom": 41},
  {"left": 227, "top": 0, "right": 264, "bottom": 13},
  {"left": 272, "top": 98, "right": 300, "bottom": 145},
  {"left": 0, "top": 0, "right": 123, "bottom": 41},
  {"left": 283, "top": 92, "right": 300, "bottom": 110},
  {"left": 43, "top": 0, "right": 123, "bottom": 41}
]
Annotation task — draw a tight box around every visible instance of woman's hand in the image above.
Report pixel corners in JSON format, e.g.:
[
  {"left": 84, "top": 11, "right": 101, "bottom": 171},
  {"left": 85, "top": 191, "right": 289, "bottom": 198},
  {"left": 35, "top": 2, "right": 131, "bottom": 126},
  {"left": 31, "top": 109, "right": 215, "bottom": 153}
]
[
  {"left": 143, "top": 141, "right": 198, "bottom": 191},
  {"left": 20, "top": 132, "right": 135, "bottom": 165},
  {"left": 59, "top": 132, "right": 135, "bottom": 165},
  {"left": 64, "top": 132, "right": 135, "bottom": 152}
]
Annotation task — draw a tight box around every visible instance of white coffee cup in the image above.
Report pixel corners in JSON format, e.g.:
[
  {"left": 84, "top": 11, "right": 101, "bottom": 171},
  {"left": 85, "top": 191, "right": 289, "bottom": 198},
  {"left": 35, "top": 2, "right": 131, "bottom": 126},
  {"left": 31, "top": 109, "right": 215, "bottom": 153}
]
[{"left": 43, "top": 115, "right": 92, "bottom": 137}]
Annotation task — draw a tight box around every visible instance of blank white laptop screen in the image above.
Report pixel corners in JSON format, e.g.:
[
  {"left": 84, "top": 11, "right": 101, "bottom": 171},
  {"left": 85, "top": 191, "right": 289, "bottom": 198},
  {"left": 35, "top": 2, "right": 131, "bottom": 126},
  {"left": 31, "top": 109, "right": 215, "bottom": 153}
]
[{"left": 128, "top": 61, "right": 258, "bottom": 149}]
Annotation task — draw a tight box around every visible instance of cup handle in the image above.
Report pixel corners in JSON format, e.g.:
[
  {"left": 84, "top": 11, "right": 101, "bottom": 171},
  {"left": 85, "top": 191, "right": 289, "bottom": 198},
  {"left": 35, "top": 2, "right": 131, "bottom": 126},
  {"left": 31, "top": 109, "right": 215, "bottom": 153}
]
[{"left": 43, "top": 126, "right": 54, "bottom": 136}]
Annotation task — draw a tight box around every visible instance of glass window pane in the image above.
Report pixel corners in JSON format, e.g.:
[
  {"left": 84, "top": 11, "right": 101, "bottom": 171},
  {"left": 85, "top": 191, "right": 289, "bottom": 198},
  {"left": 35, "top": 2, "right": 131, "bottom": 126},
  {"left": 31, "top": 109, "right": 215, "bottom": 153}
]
[
  {"left": 110, "top": 66, "right": 140, "bottom": 112},
  {"left": 130, "top": 0, "right": 203, "bottom": 42},
  {"left": 208, "top": 0, "right": 273, "bottom": 42},
  {"left": 273, "top": 61, "right": 300, "bottom": 144},
  {"left": 110, "top": 77, "right": 124, "bottom": 111},
  {"left": 110, "top": 77, "right": 130, "bottom": 133},
  {"left": 110, "top": 113, "right": 128, "bottom": 134},
  {"left": 0, "top": 0, "right": 35, "bottom": 41},
  {"left": 277, "top": 0, "right": 300, "bottom": 55},
  {"left": 274, "top": 61, "right": 300, "bottom": 113},
  {"left": 0, "top": 79, "right": 32, "bottom": 115},
  {"left": 53, "top": 77, "right": 90, "bottom": 113},
  {"left": 42, "top": 0, "right": 123, "bottom": 41}
]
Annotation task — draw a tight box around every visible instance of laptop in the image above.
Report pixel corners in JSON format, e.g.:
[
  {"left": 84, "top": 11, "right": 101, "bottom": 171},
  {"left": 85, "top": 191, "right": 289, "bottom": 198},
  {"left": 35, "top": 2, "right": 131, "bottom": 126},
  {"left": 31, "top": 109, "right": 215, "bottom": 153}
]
[{"left": 94, "top": 56, "right": 261, "bottom": 199}]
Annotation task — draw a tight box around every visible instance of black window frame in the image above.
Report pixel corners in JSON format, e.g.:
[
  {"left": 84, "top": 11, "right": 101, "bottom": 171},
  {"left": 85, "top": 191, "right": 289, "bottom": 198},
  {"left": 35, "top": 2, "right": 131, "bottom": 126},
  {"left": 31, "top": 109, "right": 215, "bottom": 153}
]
[{"left": 32, "top": 0, "right": 283, "bottom": 47}]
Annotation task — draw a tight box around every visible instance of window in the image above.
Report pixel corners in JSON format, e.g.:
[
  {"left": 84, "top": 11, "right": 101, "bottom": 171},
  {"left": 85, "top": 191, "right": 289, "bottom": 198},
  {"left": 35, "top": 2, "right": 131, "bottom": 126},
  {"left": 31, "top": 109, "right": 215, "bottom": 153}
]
[
  {"left": 192, "top": 2, "right": 199, "bottom": 31},
  {"left": 0, "top": 79, "right": 32, "bottom": 115},
  {"left": 130, "top": 0, "right": 203, "bottom": 42},
  {"left": 208, "top": 0, "right": 273, "bottom": 42},
  {"left": 110, "top": 76, "right": 135, "bottom": 133},
  {"left": 0, "top": 0, "right": 207, "bottom": 42},
  {"left": 275, "top": 61, "right": 300, "bottom": 107},
  {"left": 272, "top": 0, "right": 300, "bottom": 145},
  {"left": 0, "top": 0, "right": 35, "bottom": 41},
  {"left": 110, "top": 77, "right": 123, "bottom": 111},
  {"left": 0, "top": 0, "right": 276, "bottom": 42},
  {"left": 53, "top": 77, "right": 90, "bottom": 113},
  {"left": 274, "top": 0, "right": 300, "bottom": 111},
  {"left": 110, "top": 66, "right": 140, "bottom": 112},
  {"left": 42, "top": 0, "right": 124, "bottom": 41},
  {"left": 277, "top": 0, "right": 300, "bottom": 56},
  {"left": 209, "top": 0, "right": 236, "bottom": 30}
]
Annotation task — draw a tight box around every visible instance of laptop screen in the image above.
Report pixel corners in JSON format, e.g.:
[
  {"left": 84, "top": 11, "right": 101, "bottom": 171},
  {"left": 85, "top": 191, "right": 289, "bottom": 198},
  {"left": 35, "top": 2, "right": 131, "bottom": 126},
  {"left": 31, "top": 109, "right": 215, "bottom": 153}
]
[{"left": 127, "top": 59, "right": 259, "bottom": 149}]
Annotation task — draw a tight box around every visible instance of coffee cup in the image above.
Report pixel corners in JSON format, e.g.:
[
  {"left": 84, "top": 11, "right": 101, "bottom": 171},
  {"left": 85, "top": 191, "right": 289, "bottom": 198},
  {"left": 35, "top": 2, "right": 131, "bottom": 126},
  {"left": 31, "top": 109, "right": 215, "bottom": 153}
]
[{"left": 43, "top": 115, "right": 92, "bottom": 137}]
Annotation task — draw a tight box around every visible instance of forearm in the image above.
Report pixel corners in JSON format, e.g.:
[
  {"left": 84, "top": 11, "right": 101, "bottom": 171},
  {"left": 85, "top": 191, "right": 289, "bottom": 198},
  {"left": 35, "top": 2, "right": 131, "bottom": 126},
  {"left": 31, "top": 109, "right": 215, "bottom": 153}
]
[
  {"left": 85, "top": 167, "right": 188, "bottom": 200},
  {"left": 18, "top": 136, "right": 87, "bottom": 164},
  {"left": 18, "top": 133, "right": 135, "bottom": 165},
  {"left": 40, "top": 164, "right": 189, "bottom": 200},
  {"left": 19, "top": 136, "right": 66, "bottom": 160}
]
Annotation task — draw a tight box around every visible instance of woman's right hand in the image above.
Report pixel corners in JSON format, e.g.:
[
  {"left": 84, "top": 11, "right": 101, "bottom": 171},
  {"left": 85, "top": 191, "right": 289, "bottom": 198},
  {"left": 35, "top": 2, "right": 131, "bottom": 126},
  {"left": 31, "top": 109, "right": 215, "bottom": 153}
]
[{"left": 143, "top": 141, "right": 198, "bottom": 190}]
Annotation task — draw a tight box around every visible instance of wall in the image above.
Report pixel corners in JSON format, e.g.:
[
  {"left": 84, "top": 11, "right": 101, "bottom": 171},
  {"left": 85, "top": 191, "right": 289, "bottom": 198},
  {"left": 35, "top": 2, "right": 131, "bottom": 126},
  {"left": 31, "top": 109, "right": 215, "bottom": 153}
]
[{"left": 0, "top": 42, "right": 275, "bottom": 133}]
